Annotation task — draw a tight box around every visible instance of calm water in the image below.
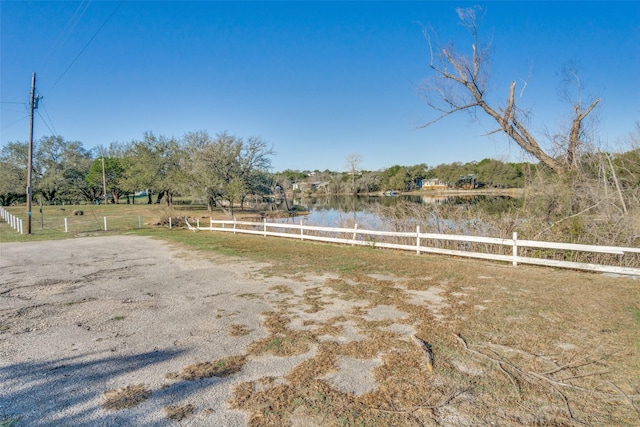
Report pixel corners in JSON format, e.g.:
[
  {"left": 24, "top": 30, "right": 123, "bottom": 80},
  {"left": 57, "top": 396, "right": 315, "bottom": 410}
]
[{"left": 275, "top": 194, "right": 520, "bottom": 230}]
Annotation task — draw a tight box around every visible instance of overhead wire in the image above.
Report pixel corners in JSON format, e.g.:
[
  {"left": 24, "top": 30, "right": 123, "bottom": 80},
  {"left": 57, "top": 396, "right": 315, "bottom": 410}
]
[
  {"left": 36, "top": 111, "right": 55, "bottom": 136},
  {"left": 1, "top": 115, "right": 30, "bottom": 133},
  {"left": 37, "top": 111, "right": 57, "bottom": 137},
  {"left": 38, "top": 99, "right": 59, "bottom": 136},
  {"left": 40, "top": 0, "right": 94, "bottom": 76},
  {"left": 45, "top": 0, "right": 123, "bottom": 96}
]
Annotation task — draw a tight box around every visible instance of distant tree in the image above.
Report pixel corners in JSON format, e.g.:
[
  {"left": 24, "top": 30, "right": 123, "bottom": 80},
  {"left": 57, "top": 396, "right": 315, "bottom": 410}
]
[
  {"left": 121, "top": 132, "right": 183, "bottom": 205},
  {"left": 421, "top": 7, "right": 600, "bottom": 173},
  {"left": 34, "top": 136, "right": 92, "bottom": 203},
  {"left": 185, "top": 131, "right": 274, "bottom": 215},
  {"left": 344, "top": 153, "right": 363, "bottom": 194},
  {"left": 359, "top": 170, "right": 382, "bottom": 193},
  {"left": 0, "top": 142, "right": 28, "bottom": 205},
  {"left": 380, "top": 164, "right": 429, "bottom": 191},
  {"left": 86, "top": 157, "right": 125, "bottom": 203},
  {"left": 475, "top": 158, "right": 523, "bottom": 188}
]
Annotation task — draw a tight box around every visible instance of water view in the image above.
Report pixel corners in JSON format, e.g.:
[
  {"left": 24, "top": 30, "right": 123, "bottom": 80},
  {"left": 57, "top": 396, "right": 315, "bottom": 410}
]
[{"left": 275, "top": 194, "right": 522, "bottom": 231}]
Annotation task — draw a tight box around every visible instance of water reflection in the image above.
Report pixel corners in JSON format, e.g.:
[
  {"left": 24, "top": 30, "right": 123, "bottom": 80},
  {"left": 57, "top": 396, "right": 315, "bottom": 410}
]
[{"left": 276, "top": 194, "right": 521, "bottom": 229}]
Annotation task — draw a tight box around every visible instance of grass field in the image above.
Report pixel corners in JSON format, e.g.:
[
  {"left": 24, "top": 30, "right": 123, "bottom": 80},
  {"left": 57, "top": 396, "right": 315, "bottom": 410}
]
[{"left": 1, "top": 203, "right": 639, "bottom": 425}]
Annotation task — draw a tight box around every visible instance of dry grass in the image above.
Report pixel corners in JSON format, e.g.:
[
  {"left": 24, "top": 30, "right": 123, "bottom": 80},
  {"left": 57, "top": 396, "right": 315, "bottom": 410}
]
[
  {"left": 164, "top": 403, "right": 195, "bottom": 421},
  {"left": 228, "top": 323, "right": 253, "bottom": 336},
  {"left": 213, "top": 236, "right": 640, "bottom": 426},
  {"left": 102, "top": 384, "right": 151, "bottom": 410},
  {"left": 168, "top": 355, "right": 247, "bottom": 381}
]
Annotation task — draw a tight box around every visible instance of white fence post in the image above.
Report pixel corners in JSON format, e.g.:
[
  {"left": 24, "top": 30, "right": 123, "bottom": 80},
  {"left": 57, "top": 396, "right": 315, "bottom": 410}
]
[
  {"left": 104, "top": 216, "right": 108, "bottom": 231},
  {"left": 263, "top": 218, "right": 266, "bottom": 237},
  {"left": 19, "top": 219, "right": 23, "bottom": 234},
  {"left": 416, "top": 225, "right": 421, "bottom": 255},
  {"left": 210, "top": 217, "right": 213, "bottom": 232},
  {"left": 352, "top": 224, "right": 358, "bottom": 246},
  {"left": 197, "top": 218, "right": 200, "bottom": 229},
  {"left": 64, "top": 217, "right": 68, "bottom": 233},
  {"left": 300, "top": 219, "right": 304, "bottom": 241},
  {"left": 169, "top": 217, "right": 172, "bottom": 229},
  {"left": 512, "top": 232, "right": 518, "bottom": 266}
]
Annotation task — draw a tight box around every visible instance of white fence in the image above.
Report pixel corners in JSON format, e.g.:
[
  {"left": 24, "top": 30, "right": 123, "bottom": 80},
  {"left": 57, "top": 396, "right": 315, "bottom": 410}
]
[
  {"left": 0, "top": 206, "right": 23, "bottom": 234},
  {"left": 188, "top": 218, "right": 640, "bottom": 277}
]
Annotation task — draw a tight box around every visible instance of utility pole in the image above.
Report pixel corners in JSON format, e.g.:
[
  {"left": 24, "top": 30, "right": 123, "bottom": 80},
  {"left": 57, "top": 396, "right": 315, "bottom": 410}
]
[
  {"left": 101, "top": 156, "right": 108, "bottom": 204},
  {"left": 26, "top": 73, "right": 38, "bottom": 235}
]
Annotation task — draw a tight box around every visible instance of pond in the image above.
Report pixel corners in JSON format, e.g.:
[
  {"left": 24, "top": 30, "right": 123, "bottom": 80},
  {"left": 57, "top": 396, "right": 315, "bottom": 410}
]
[{"left": 275, "top": 194, "right": 522, "bottom": 230}]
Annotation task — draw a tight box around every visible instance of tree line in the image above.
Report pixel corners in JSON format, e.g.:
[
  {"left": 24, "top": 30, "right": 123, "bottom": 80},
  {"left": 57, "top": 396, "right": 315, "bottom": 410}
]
[
  {"left": 0, "top": 131, "right": 273, "bottom": 214},
  {"left": 0, "top": 127, "right": 537, "bottom": 210},
  {"left": 3, "top": 127, "right": 639, "bottom": 205}
]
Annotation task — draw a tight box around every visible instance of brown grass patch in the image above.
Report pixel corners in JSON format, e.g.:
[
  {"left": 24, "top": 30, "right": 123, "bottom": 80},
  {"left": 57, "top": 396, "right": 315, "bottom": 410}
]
[
  {"left": 268, "top": 284, "right": 294, "bottom": 294},
  {"left": 228, "top": 323, "right": 252, "bottom": 336},
  {"left": 173, "top": 355, "right": 246, "bottom": 380},
  {"left": 164, "top": 403, "right": 195, "bottom": 421},
  {"left": 102, "top": 384, "right": 151, "bottom": 410}
]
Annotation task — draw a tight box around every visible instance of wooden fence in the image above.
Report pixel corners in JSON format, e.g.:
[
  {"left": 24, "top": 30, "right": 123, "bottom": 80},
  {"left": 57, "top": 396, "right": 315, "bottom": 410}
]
[{"left": 187, "top": 218, "right": 640, "bottom": 277}]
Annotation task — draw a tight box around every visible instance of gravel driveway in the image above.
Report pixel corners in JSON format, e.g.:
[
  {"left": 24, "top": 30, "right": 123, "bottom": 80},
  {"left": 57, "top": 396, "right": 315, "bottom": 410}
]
[{"left": 0, "top": 235, "right": 326, "bottom": 426}]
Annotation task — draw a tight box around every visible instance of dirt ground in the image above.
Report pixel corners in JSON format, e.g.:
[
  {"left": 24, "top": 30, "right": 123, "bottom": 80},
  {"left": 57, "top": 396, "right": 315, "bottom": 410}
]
[
  {"left": 1, "top": 235, "right": 639, "bottom": 426},
  {"left": 1, "top": 236, "right": 302, "bottom": 426}
]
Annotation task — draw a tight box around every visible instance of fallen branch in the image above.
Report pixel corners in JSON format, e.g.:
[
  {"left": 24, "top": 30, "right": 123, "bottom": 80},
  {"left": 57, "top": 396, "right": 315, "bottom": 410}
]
[
  {"left": 456, "top": 334, "right": 577, "bottom": 419},
  {"left": 455, "top": 334, "right": 521, "bottom": 393},
  {"left": 606, "top": 381, "right": 640, "bottom": 418},
  {"left": 412, "top": 335, "right": 434, "bottom": 372},
  {"left": 372, "top": 388, "right": 470, "bottom": 414}
]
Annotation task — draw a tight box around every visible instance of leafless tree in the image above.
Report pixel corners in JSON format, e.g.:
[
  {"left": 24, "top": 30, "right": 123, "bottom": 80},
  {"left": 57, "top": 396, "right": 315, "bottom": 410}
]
[
  {"left": 345, "top": 152, "right": 362, "bottom": 194},
  {"left": 420, "top": 6, "right": 600, "bottom": 173}
]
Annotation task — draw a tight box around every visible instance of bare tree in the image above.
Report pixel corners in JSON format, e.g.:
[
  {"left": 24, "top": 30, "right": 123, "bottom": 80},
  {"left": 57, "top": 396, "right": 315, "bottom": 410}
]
[
  {"left": 345, "top": 152, "right": 362, "bottom": 194},
  {"left": 420, "top": 6, "right": 600, "bottom": 173}
]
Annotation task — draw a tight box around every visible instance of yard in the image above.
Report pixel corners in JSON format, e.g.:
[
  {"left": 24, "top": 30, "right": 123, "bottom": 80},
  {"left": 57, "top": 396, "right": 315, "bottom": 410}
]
[{"left": 0, "top": 218, "right": 639, "bottom": 425}]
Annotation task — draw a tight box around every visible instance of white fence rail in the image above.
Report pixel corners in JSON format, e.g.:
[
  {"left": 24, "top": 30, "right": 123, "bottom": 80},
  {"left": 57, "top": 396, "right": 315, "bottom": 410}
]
[
  {"left": 0, "top": 206, "right": 23, "bottom": 234},
  {"left": 188, "top": 218, "right": 640, "bottom": 277}
]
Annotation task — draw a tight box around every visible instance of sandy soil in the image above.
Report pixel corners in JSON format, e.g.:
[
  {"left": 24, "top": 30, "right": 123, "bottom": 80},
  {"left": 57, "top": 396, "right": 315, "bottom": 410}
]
[{"left": 0, "top": 236, "right": 335, "bottom": 426}]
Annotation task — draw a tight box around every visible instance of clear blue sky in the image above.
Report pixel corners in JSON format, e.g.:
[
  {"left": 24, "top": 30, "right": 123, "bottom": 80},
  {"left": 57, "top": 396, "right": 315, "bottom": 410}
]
[{"left": 2, "top": 1, "right": 639, "bottom": 172}]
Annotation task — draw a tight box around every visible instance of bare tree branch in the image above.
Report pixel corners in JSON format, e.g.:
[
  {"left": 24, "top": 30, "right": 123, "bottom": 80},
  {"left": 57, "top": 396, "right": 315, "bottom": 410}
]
[{"left": 419, "top": 7, "right": 601, "bottom": 174}]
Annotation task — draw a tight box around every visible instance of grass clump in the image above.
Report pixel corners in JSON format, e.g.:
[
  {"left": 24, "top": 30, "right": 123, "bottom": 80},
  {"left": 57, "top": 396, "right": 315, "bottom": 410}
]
[
  {"left": 102, "top": 384, "right": 151, "bottom": 410},
  {"left": 170, "top": 355, "right": 246, "bottom": 381},
  {"left": 164, "top": 403, "right": 195, "bottom": 421},
  {"left": 228, "top": 324, "right": 252, "bottom": 336}
]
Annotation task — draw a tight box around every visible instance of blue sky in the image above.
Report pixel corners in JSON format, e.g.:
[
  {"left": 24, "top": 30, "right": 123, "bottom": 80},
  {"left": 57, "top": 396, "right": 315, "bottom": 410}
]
[{"left": 2, "top": 1, "right": 639, "bottom": 172}]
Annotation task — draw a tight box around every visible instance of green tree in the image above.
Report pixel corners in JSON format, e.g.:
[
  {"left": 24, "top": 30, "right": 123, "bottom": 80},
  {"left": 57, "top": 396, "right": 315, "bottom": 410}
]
[
  {"left": 86, "top": 157, "right": 125, "bottom": 203},
  {"left": 121, "top": 132, "right": 184, "bottom": 205},
  {"left": 34, "top": 136, "right": 91, "bottom": 203},
  {"left": 186, "top": 131, "right": 274, "bottom": 215},
  {"left": 0, "top": 142, "right": 28, "bottom": 206}
]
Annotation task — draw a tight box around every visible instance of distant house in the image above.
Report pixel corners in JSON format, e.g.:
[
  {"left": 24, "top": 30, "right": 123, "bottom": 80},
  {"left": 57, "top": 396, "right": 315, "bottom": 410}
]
[
  {"left": 292, "top": 181, "right": 324, "bottom": 192},
  {"left": 421, "top": 178, "right": 448, "bottom": 190}
]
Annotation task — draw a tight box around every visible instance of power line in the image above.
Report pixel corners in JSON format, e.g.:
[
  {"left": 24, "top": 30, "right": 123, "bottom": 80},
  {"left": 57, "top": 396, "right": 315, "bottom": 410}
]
[
  {"left": 38, "top": 99, "right": 58, "bottom": 136},
  {"left": 41, "top": 0, "right": 94, "bottom": 75},
  {"left": 1, "top": 115, "right": 30, "bottom": 132},
  {"left": 37, "top": 111, "right": 56, "bottom": 136},
  {"left": 46, "top": 0, "right": 123, "bottom": 95}
]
